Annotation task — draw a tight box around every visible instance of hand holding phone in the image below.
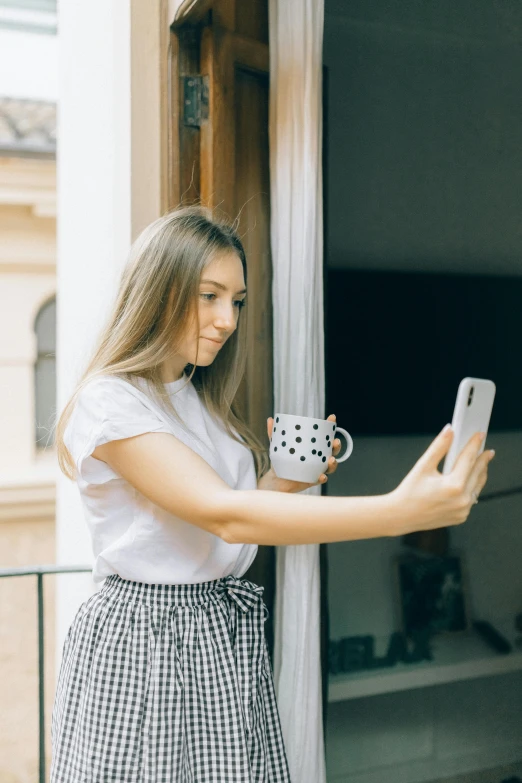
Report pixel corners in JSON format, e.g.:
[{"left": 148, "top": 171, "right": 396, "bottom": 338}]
[
  {"left": 442, "top": 377, "right": 496, "bottom": 476},
  {"left": 390, "top": 378, "right": 495, "bottom": 534}
]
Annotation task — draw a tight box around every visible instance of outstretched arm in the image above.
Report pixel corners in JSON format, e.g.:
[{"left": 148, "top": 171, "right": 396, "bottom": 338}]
[{"left": 91, "top": 425, "right": 493, "bottom": 546}]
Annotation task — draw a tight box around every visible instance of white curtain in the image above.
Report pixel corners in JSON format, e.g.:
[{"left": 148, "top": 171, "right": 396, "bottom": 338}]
[{"left": 269, "top": 1, "right": 326, "bottom": 782}]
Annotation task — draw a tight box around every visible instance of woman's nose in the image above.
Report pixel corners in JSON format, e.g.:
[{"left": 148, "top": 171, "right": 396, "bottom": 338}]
[{"left": 214, "top": 303, "right": 235, "bottom": 329}]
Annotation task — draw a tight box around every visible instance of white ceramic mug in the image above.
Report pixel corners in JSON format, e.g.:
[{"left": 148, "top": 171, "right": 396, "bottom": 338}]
[{"left": 269, "top": 413, "right": 354, "bottom": 484}]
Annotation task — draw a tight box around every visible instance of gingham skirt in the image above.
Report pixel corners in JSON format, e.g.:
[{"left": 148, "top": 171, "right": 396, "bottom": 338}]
[{"left": 50, "top": 573, "right": 291, "bottom": 782}]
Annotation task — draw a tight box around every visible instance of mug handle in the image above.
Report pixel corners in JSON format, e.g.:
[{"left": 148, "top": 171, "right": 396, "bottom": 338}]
[{"left": 333, "top": 427, "right": 354, "bottom": 463}]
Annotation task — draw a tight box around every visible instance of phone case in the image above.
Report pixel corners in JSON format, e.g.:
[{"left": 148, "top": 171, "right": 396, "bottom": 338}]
[{"left": 442, "top": 377, "right": 496, "bottom": 475}]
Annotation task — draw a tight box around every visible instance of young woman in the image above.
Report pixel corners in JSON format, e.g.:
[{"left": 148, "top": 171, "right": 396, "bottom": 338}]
[{"left": 50, "top": 206, "right": 494, "bottom": 783}]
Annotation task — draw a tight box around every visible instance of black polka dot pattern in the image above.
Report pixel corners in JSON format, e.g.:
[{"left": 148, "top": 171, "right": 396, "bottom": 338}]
[{"left": 270, "top": 417, "right": 346, "bottom": 469}]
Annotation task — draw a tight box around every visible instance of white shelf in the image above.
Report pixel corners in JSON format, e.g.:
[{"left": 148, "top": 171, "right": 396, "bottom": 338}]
[{"left": 328, "top": 622, "right": 522, "bottom": 702}]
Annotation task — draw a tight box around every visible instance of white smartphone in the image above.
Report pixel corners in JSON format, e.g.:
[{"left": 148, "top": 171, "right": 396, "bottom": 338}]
[{"left": 442, "top": 377, "right": 496, "bottom": 475}]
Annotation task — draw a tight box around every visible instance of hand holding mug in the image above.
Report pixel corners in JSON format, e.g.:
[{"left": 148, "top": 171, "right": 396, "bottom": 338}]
[{"left": 259, "top": 412, "right": 354, "bottom": 493}]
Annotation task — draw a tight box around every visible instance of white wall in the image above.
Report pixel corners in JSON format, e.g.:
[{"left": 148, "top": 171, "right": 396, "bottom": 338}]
[
  {"left": 327, "top": 431, "right": 522, "bottom": 643},
  {"left": 323, "top": 2, "right": 522, "bottom": 276},
  {"left": 0, "top": 28, "right": 57, "bottom": 100},
  {"left": 323, "top": 3, "right": 522, "bottom": 780},
  {"left": 55, "top": 0, "right": 166, "bottom": 669}
]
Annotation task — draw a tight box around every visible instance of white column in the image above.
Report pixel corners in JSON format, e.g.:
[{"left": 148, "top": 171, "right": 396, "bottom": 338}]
[{"left": 55, "top": 0, "right": 165, "bottom": 667}]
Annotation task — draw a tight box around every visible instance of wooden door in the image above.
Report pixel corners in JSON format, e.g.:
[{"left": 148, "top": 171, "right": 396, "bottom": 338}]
[{"left": 167, "top": 0, "right": 276, "bottom": 655}]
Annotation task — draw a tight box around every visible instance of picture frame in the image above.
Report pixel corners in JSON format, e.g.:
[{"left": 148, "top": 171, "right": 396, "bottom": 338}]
[{"left": 395, "top": 551, "right": 471, "bottom": 637}]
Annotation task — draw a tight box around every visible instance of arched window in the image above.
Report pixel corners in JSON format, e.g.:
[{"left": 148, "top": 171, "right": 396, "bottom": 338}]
[{"left": 34, "top": 296, "right": 56, "bottom": 449}]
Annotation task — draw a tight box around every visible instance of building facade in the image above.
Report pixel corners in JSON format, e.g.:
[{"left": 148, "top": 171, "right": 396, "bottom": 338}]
[{"left": 0, "top": 3, "right": 58, "bottom": 780}]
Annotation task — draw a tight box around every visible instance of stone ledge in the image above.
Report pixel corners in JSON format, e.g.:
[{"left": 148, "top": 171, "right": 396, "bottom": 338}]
[{"left": 0, "top": 481, "right": 55, "bottom": 521}]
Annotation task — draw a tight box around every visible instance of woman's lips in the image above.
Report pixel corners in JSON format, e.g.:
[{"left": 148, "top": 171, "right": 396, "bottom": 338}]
[{"left": 202, "top": 337, "right": 224, "bottom": 346}]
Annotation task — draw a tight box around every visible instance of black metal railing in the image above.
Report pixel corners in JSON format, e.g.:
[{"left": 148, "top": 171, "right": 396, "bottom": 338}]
[{"left": 0, "top": 564, "right": 92, "bottom": 783}]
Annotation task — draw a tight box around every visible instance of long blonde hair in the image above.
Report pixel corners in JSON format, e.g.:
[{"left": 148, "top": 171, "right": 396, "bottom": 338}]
[{"left": 55, "top": 206, "right": 270, "bottom": 480}]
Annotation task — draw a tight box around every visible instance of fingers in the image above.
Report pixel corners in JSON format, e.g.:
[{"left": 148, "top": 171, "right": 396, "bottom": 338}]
[
  {"left": 448, "top": 448, "right": 494, "bottom": 524},
  {"left": 318, "top": 464, "right": 336, "bottom": 484},
  {"left": 467, "top": 449, "right": 495, "bottom": 497},
  {"left": 267, "top": 417, "right": 273, "bottom": 440},
  {"left": 319, "top": 415, "right": 339, "bottom": 481},
  {"left": 318, "top": 455, "right": 339, "bottom": 485},
  {"left": 414, "top": 424, "right": 454, "bottom": 473},
  {"left": 473, "top": 469, "right": 489, "bottom": 500},
  {"left": 327, "top": 415, "right": 342, "bottom": 457},
  {"left": 451, "top": 431, "right": 487, "bottom": 487},
  {"left": 325, "top": 455, "right": 338, "bottom": 476}
]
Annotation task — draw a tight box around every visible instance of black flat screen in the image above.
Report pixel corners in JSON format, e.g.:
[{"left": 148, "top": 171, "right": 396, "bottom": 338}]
[{"left": 325, "top": 268, "right": 520, "bottom": 436}]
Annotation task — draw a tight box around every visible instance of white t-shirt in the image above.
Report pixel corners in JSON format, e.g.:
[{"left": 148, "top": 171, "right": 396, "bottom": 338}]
[{"left": 64, "top": 373, "right": 258, "bottom": 585}]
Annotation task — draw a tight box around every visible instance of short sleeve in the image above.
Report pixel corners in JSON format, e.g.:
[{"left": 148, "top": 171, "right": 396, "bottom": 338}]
[{"left": 64, "top": 377, "right": 173, "bottom": 485}]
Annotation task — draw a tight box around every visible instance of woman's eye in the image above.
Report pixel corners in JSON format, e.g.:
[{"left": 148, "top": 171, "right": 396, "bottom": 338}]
[{"left": 200, "top": 293, "right": 246, "bottom": 309}]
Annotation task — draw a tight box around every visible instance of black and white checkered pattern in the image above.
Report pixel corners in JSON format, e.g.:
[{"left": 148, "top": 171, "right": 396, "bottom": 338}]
[{"left": 50, "top": 574, "right": 291, "bottom": 782}]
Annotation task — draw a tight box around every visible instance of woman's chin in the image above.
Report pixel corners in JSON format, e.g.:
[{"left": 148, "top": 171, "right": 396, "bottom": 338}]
[
  {"left": 192, "top": 356, "right": 217, "bottom": 368},
  {"left": 188, "top": 343, "right": 221, "bottom": 367}
]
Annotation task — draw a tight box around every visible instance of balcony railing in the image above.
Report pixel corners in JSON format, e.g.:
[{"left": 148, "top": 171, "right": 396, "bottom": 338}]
[{"left": 0, "top": 564, "right": 92, "bottom": 783}]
